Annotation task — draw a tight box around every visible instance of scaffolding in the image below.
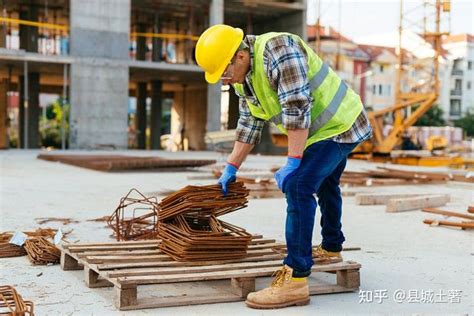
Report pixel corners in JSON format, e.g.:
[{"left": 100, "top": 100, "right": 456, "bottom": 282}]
[{"left": 368, "top": 0, "right": 451, "bottom": 154}]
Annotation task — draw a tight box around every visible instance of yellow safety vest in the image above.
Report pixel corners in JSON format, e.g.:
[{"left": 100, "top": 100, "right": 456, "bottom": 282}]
[{"left": 233, "top": 32, "right": 363, "bottom": 149}]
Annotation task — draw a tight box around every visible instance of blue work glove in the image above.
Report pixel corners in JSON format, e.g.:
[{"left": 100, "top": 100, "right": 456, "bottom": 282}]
[
  {"left": 274, "top": 156, "right": 302, "bottom": 193},
  {"left": 218, "top": 163, "right": 238, "bottom": 196}
]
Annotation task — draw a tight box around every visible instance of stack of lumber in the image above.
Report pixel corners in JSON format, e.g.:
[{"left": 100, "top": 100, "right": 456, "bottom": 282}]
[{"left": 157, "top": 182, "right": 252, "bottom": 262}]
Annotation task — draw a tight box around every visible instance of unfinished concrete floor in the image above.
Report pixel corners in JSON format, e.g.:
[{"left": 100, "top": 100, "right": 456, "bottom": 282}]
[{"left": 0, "top": 149, "right": 472, "bottom": 315}]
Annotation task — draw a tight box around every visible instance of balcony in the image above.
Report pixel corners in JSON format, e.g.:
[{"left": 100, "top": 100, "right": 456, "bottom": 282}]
[
  {"left": 451, "top": 69, "right": 463, "bottom": 76},
  {"left": 450, "top": 89, "right": 462, "bottom": 96}
]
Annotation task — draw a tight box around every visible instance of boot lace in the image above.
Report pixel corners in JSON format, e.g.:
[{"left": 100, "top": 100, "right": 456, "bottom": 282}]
[{"left": 270, "top": 266, "right": 292, "bottom": 288}]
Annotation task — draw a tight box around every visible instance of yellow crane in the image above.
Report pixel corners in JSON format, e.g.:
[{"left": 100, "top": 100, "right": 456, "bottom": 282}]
[{"left": 363, "top": 0, "right": 451, "bottom": 155}]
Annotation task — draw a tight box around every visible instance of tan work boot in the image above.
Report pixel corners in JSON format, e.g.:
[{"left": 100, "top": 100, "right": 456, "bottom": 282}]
[
  {"left": 313, "top": 244, "right": 343, "bottom": 264},
  {"left": 245, "top": 265, "right": 310, "bottom": 309}
]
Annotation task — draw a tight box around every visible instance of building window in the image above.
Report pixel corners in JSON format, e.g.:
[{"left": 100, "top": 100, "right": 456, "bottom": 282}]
[
  {"left": 387, "top": 85, "right": 391, "bottom": 96},
  {"left": 373, "top": 85, "right": 376, "bottom": 94},
  {"left": 380, "top": 65, "right": 384, "bottom": 73},
  {"left": 378, "top": 84, "right": 382, "bottom": 95},
  {"left": 454, "top": 79, "right": 462, "bottom": 91},
  {"left": 468, "top": 61, "right": 472, "bottom": 70},
  {"left": 468, "top": 81, "right": 472, "bottom": 90},
  {"left": 450, "top": 100, "right": 461, "bottom": 116}
]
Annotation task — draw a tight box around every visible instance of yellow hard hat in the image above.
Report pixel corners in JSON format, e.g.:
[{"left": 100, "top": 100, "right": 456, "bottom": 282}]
[{"left": 195, "top": 24, "right": 244, "bottom": 84}]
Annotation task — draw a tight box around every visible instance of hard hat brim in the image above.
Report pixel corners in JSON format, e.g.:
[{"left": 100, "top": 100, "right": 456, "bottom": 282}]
[{"left": 204, "top": 28, "right": 244, "bottom": 84}]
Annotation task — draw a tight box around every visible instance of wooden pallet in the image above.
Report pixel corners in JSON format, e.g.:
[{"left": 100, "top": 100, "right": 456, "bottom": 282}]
[{"left": 59, "top": 236, "right": 361, "bottom": 311}]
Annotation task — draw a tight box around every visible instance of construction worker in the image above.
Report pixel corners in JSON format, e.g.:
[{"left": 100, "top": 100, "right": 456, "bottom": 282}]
[{"left": 195, "top": 25, "right": 372, "bottom": 309}]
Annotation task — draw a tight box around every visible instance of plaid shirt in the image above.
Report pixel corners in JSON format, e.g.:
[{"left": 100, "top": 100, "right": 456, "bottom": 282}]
[{"left": 235, "top": 34, "right": 372, "bottom": 145}]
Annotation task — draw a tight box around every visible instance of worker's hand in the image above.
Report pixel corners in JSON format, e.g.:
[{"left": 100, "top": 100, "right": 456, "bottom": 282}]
[
  {"left": 218, "top": 163, "right": 238, "bottom": 196},
  {"left": 274, "top": 156, "right": 301, "bottom": 193}
]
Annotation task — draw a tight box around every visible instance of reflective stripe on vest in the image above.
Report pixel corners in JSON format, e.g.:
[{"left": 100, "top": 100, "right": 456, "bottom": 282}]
[{"left": 267, "top": 62, "right": 347, "bottom": 134}]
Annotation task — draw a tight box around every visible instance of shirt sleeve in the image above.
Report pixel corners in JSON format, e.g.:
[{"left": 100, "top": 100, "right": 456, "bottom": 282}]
[
  {"left": 268, "top": 40, "right": 313, "bottom": 130},
  {"left": 235, "top": 96, "right": 265, "bottom": 145}
]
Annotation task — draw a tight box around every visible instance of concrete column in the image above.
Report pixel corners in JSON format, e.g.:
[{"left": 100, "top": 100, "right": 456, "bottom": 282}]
[
  {"left": 136, "top": 23, "right": 147, "bottom": 61},
  {"left": 135, "top": 82, "right": 147, "bottom": 149},
  {"left": 151, "top": 14, "right": 162, "bottom": 62},
  {"left": 19, "top": 72, "right": 40, "bottom": 148},
  {"left": 19, "top": 4, "right": 39, "bottom": 52},
  {"left": 150, "top": 80, "right": 162, "bottom": 149},
  {"left": 206, "top": 0, "right": 224, "bottom": 133},
  {"left": 69, "top": 0, "right": 130, "bottom": 149},
  {"left": 0, "top": 20, "right": 6, "bottom": 48},
  {"left": 0, "top": 79, "right": 7, "bottom": 148}
]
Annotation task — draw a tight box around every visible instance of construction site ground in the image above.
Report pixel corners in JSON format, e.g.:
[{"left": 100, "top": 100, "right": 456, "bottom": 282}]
[{"left": 1, "top": 149, "right": 472, "bottom": 315}]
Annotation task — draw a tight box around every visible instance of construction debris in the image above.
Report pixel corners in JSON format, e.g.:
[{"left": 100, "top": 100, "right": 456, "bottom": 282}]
[
  {"left": 157, "top": 182, "right": 252, "bottom": 262},
  {"left": 423, "top": 207, "right": 474, "bottom": 230},
  {"left": 24, "top": 228, "right": 65, "bottom": 239},
  {"left": 468, "top": 206, "right": 474, "bottom": 214},
  {"left": 35, "top": 217, "right": 78, "bottom": 225},
  {"left": 37, "top": 154, "right": 216, "bottom": 172},
  {"left": 0, "top": 228, "right": 69, "bottom": 259},
  {"left": 422, "top": 207, "right": 474, "bottom": 220},
  {"left": 24, "top": 237, "right": 61, "bottom": 265},
  {"left": 0, "top": 285, "right": 34, "bottom": 315},
  {"left": 0, "top": 233, "right": 26, "bottom": 258},
  {"left": 87, "top": 216, "right": 110, "bottom": 222},
  {"left": 108, "top": 189, "right": 159, "bottom": 241},
  {"left": 423, "top": 219, "right": 474, "bottom": 230}
]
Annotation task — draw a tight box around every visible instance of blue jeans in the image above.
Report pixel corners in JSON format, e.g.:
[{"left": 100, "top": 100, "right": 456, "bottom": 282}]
[{"left": 282, "top": 140, "right": 358, "bottom": 277}]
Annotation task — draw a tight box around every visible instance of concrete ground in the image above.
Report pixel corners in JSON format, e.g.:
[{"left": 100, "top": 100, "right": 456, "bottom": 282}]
[{"left": 0, "top": 149, "right": 472, "bottom": 315}]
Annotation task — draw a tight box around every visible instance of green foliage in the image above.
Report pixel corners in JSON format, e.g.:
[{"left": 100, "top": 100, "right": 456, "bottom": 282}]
[
  {"left": 454, "top": 109, "right": 474, "bottom": 137},
  {"left": 40, "top": 98, "right": 70, "bottom": 148},
  {"left": 414, "top": 105, "right": 446, "bottom": 127}
]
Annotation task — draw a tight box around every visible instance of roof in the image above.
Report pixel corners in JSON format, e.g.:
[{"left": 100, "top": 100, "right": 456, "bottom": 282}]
[
  {"left": 443, "top": 34, "right": 474, "bottom": 44},
  {"left": 306, "top": 24, "right": 353, "bottom": 43},
  {"left": 358, "top": 44, "right": 396, "bottom": 60}
]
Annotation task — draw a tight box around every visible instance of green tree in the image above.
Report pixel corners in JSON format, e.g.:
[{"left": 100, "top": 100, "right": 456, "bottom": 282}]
[
  {"left": 414, "top": 105, "right": 446, "bottom": 127},
  {"left": 40, "top": 98, "right": 70, "bottom": 148},
  {"left": 454, "top": 109, "right": 474, "bottom": 137}
]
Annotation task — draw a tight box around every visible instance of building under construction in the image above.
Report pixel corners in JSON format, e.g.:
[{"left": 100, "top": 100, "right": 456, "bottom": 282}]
[{"left": 0, "top": 0, "right": 306, "bottom": 150}]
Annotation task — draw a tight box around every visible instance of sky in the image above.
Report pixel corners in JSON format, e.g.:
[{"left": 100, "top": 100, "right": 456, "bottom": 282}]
[{"left": 306, "top": 0, "right": 473, "bottom": 42}]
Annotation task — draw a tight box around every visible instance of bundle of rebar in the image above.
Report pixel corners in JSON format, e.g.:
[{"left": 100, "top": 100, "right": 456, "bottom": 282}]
[
  {"left": 0, "top": 285, "right": 34, "bottom": 315},
  {"left": 157, "top": 182, "right": 252, "bottom": 262},
  {"left": 0, "top": 228, "right": 66, "bottom": 259},
  {"left": 0, "top": 233, "right": 26, "bottom": 258},
  {"left": 158, "top": 182, "right": 249, "bottom": 220},
  {"left": 24, "top": 237, "right": 61, "bottom": 265},
  {"left": 108, "top": 188, "right": 159, "bottom": 241}
]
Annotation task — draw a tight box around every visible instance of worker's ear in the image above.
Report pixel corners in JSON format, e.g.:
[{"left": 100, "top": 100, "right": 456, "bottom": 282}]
[{"left": 235, "top": 50, "right": 247, "bottom": 61}]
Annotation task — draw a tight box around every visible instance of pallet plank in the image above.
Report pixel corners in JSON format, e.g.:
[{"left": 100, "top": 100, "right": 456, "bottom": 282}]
[
  {"left": 97, "top": 253, "right": 286, "bottom": 270},
  {"left": 117, "top": 261, "right": 361, "bottom": 286}
]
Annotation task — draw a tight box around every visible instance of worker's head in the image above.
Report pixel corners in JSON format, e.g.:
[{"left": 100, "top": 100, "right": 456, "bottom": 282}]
[{"left": 195, "top": 24, "right": 249, "bottom": 85}]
